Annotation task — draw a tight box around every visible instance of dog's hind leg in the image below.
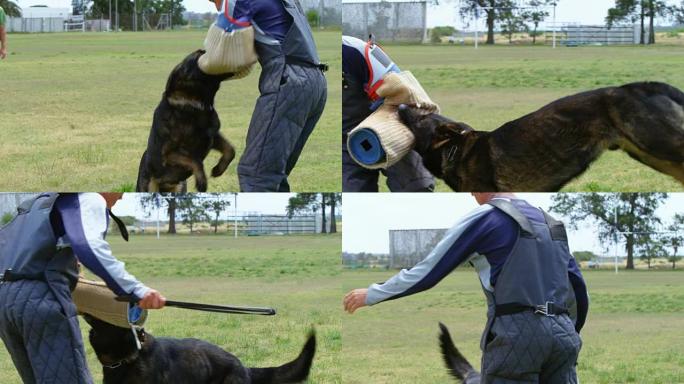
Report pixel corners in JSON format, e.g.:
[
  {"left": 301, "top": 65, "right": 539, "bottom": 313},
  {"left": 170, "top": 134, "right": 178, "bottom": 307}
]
[
  {"left": 165, "top": 153, "right": 209, "bottom": 192},
  {"left": 136, "top": 151, "right": 150, "bottom": 192},
  {"left": 621, "top": 141, "right": 684, "bottom": 185},
  {"left": 211, "top": 134, "right": 236, "bottom": 178}
]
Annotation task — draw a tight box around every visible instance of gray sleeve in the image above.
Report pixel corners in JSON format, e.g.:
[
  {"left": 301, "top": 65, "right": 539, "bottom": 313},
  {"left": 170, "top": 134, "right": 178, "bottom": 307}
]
[{"left": 366, "top": 205, "right": 494, "bottom": 305}]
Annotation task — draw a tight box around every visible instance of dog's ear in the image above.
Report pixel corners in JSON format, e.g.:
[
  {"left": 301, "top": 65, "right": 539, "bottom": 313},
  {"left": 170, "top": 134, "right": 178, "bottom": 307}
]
[{"left": 434, "top": 122, "right": 472, "bottom": 141}]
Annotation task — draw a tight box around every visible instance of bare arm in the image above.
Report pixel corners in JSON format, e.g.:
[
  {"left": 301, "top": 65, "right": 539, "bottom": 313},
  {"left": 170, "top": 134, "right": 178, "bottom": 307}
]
[{"left": 0, "top": 25, "right": 6, "bottom": 59}]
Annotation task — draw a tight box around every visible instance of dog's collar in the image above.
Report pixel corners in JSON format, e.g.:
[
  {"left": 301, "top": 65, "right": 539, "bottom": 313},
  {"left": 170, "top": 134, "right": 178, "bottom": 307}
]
[
  {"left": 445, "top": 144, "right": 459, "bottom": 162},
  {"left": 103, "top": 350, "right": 141, "bottom": 369},
  {"left": 102, "top": 328, "right": 146, "bottom": 369}
]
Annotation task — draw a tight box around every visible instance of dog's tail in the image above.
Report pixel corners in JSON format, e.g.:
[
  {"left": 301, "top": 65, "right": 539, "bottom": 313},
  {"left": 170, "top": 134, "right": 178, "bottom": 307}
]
[
  {"left": 248, "top": 330, "right": 316, "bottom": 384},
  {"left": 438, "top": 322, "right": 481, "bottom": 384}
]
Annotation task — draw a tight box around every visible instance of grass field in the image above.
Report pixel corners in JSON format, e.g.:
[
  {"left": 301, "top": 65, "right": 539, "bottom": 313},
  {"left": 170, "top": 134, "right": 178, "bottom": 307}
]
[
  {"left": 341, "top": 269, "right": 684, "bottom": 383},
  {"left": 375, "top": 43, "right": 684, "bottom": 192},
  {"left": 0, "top": 234, "right": 342, "bottom": 383},
  {"left": 0, "top": 30, "right": 340, "bottom": 192}
]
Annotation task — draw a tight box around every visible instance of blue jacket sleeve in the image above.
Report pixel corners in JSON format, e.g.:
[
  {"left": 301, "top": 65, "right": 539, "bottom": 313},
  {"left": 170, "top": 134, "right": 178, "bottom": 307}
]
[
  {"left": 56, "top": 193, "right": 150, "bottom": 300},
  {"left": 568, "top": 257, "right": 589, "bottom": 332}
]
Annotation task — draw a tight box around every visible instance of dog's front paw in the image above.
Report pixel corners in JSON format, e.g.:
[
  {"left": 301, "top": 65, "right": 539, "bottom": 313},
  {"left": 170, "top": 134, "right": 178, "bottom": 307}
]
[
  {"left": 211, "top": 164, "right": 227, "bottom": 178},
  {"left": 195, "top": 178, "right": 208, "bottom": 192}
]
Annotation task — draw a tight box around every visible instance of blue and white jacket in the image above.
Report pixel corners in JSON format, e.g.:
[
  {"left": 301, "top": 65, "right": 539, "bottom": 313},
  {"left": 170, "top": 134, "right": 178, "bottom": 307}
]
[
  {"left": 367, "top": 198, "right": 589, "bottom": 331},
  {"left": 53, "top": 193, "right": 150, "bottom": 300}
]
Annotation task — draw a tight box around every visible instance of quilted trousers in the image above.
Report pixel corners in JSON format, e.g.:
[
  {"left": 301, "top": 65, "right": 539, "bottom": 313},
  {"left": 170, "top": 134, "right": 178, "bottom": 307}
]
[
  {"left": 238, "top": 63, "right": 327, "bottom": 192},
  {"left": 482, "top": 311, "right": 581, "bottom": 384},
  {"left": 0, "top": 280, "right": 93, "bottom": 384}
]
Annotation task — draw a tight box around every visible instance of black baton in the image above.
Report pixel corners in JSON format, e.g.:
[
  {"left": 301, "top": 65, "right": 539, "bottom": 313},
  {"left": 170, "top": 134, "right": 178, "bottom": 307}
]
[{"left": 116, "top": 296, "right": 276, "bottom": 316}]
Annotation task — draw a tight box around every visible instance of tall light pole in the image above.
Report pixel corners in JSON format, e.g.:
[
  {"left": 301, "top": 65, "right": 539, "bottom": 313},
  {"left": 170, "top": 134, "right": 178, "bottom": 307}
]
[
  {"left": 233, "top": 193, "right": 238, "bottom": 239},
  {"left": 109, "top": 0, "right": 112, "bottom": 31},
  {"left": 115, "top": 0, "right": 119, "bottom": 31},
  {"left": 552, "top": 2, "right": 557, "bottom": 49}
]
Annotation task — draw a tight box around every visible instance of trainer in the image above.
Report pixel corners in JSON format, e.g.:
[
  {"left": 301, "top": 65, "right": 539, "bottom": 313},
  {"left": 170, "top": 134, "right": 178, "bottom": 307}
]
[
  {"left": 342, "top": 35, "right": 434, "bottom": 192},
  {"left": 0, "top": 193, "right": 166, "bottom": 383},
  {"left": 0, "top": 5, "right": 7, "bottom": 59},
  {"left": 344, "top": 193, "right": 589, "bottom": 383},
  {"left": 210, "top": 0, "right": 327, "bottom": 192}
]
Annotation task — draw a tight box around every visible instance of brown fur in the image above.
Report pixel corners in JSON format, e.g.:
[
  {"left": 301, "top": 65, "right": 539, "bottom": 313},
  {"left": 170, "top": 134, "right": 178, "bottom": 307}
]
[
  {"left": 136, "top": 50, "right": 235, "bottom": 192},
  {"left": 399, "top": 82, "right": 684, "bottom": 191}
]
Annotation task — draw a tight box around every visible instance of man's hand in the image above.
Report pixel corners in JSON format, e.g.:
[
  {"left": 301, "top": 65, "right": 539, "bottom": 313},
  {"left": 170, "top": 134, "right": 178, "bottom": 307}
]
[
  {"left": 343, "top": 288, "right": 368, "bottom": 314},
  {"left": 0, "top": 47, "right": 6, "bottom": 60},
  {"left": 138, "top": 289, "right": 166, "bottom": 309}
]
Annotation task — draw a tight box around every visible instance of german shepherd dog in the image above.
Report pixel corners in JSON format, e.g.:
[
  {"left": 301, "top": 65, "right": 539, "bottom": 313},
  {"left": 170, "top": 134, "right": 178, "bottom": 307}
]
[
  {"left": 438, "top": 323, "right": 481, "bottom": 384},
  {"left": 399, "top": 82, "right": 684, "bottom": 191},
  {"left": 136, "top": 50, "right": 236, "bottom": 192},
  {"left": 84, "top": 314, "right": 316, "bottom": 384}
]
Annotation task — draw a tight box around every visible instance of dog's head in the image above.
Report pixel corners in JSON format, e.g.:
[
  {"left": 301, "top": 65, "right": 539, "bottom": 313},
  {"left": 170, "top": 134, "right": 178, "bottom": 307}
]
[
  {"left": 398, "top": 104, "right": 474, "bottom": 179},
  {"left": 166, "top": 49, "right": 234, "bottom": 94},
  {"left": 83, "top": 314, "right": 147, "bottom": 367}
]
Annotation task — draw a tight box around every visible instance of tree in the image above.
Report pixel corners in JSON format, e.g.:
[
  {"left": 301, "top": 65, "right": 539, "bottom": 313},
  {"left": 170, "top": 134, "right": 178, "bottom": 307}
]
[
  {"left": 325, "top": 193, "right": 342, "bottom": 234},
  {"left": 606, "top": 0, "right": 668, "bottom": 44},
  {"left": 572, "top": 251, "right": 597, "bottom": 262},
  {"left": 287, "top": 193, "right": 328, "bottom": 234},
  {"left": 202, "top": 193, "right": 231, "bottom": 234},
  {"left": 431, "top": 25, "right": 457, "bottom": 43},
  {"left": 0, "top": 0, "right": 21, "bottom": 16},
  {"left": 139, "top": 193, "right": 179, "bottom": 234},
  {"left": 460, "top": 0, "right": 509, "bottom": 45},
  {"left": 522, "top": 0, "right": 553, "bottom": 44},
  {"left": 551, "top": 193, "right": 668, "bottom": 270},
  {"left": 664, "top": 214, "right": 684, "bottom": 269},
  {"left": 673, "top": 1, "right": 684, "bottom": 24},
  {"left": 638, "top": 236, "right": 667, "bottom": 269},
  {"left": 177, "top": 195, "right": 209, "bottom": 233},
  {"left": 500, "top": 8, "right": 528, "bottom": 43},
  {"left": 607, "top": 0, "right": 644, "bottom": 44},
  {"left": 87, "top": 0, "right": 185, "bottom": 29}
]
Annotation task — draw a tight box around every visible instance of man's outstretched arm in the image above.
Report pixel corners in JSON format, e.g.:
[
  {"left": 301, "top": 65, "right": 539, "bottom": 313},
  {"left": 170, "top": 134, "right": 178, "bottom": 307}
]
[{"left": 344, "top": 205, "right": 497, "bottom": 313}]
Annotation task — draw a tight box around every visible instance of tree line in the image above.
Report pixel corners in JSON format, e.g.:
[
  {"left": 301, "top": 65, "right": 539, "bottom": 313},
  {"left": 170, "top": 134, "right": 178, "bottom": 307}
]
[
  {"left": 137, "top": 193, "right": 341, "bottom": 235},
  {"left": 551, "top": 193, "right": 684, "bottom": 269},
  {"left": 453, "top": 0, "right": 684, "bottom": 45}
]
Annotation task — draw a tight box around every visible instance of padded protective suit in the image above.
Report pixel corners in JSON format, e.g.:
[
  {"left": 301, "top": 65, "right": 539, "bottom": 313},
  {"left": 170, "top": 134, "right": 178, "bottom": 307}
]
[
  {"left": 237, "top": 0, "right": 327, "bottom": 192},
  {"left": 480, "top": 200, "right": 582, "bottom": 384},
  {"left": 0, "top": 194, "right": 92, "bottom": 384}
]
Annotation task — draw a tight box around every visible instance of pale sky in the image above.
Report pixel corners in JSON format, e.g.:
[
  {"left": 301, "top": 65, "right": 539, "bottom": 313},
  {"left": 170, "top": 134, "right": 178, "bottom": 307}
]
[
  {"left": 15, "top": 0, "right": 673, "bottom": 28},
  {"left": 426, "top": 0, "right": 676, "bottom": 28},
  {"left": 342, "top": 193, "right": 684, "bottom": 255},
  {"left": 111, "top": 193, "right": 298, "bottom": 219}
]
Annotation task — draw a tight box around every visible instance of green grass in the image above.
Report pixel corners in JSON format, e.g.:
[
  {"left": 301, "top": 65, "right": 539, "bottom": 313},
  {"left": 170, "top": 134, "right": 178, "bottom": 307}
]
[
  {"left": 0, "top": 234, "right": 342, "bottom": 383},
  {"left": 375, "top": 44, "right": 684, "bottom": 192},
  {"left": 341, "top": 269, "right": 684, "bottom": 384},
  {"left": 0, "top": 30, "right": 341, "bottom": 191}
]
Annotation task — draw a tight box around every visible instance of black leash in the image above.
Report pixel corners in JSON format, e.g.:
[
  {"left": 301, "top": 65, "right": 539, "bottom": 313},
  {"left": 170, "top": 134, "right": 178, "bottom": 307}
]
[
  {"left": 115, "top": 296, "right": 276, "bottom": 316},
  {"left": 107, "top": 209, "right": 129, "bottom": 242}
]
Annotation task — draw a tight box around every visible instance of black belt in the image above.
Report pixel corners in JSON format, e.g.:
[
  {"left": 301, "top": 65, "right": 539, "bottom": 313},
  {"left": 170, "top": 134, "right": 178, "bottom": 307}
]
[
  {"left": 495, "top": 302, "right": 569, "bottom": 317},
  {"left": 0, "top": 269, "right": 45, "bottom": 283},
  {"left": 285, "top": 57, "right": 328, "bottom": 72}
]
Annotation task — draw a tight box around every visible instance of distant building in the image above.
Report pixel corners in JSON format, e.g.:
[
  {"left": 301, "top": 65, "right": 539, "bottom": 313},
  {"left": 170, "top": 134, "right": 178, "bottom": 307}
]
[
  {"left": 389, "top": 228, "right": 447, "bottom": 268},
  {"left": 5, "top": 6, "right": 71, "bottom": 33},
  {"left": 342, "top": 0, "right": 427, "bottom": 43}
]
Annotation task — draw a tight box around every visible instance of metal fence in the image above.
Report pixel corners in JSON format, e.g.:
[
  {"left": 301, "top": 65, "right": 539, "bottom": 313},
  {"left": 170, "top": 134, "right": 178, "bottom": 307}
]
[
  {"left": 6, "top": 17, "right": 65, "bottom": 33},
  {"left": 132, "top": 214, "right": 336, "bottom": 235},
  {"left": 389, "top": 228, "right": 447, "bottom": 268},
  {"left": 546, "top": 24, "right": 646, "bottom": 46},
  {"left": 342, "top": 0, "right": 427, "bottom": 42},
  {"left": 300, "top": 0, "right": 342, "bottom": 27}
]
